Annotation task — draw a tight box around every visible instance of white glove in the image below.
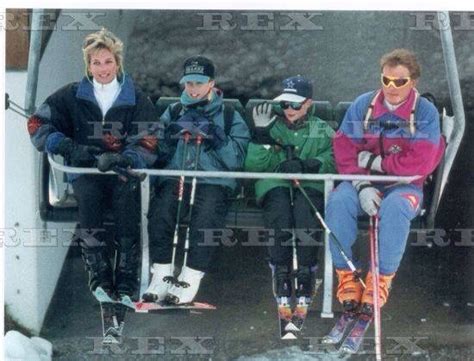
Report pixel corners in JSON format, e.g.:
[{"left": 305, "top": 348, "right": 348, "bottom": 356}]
[
  {"left": 358, "top": 151, "right": 383, "bottom": 173},
  {"left": 353, "top": 181, "right": 382, "bottom": 216},
  {"left": 252, "top": 102, "right": 277, "bottom": 129}
]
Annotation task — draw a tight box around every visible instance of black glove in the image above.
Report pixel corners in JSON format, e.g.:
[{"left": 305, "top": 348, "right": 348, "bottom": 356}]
[
  {"left": 167, "top": 109, "right": 209, "bottom": 138},
  {"left": 97, "top": 152, "right": 133, "bottom": 172},
  {"left": 56, "top": 138, "right": 102, "bottom": 167},
  {"left": 302, "top": 158, "right": 322, "bottom": 173},
  {"left": 278, "top": 158, "right": 304, "bottom": 173},
  {"left": 278, "top": 158, "right": 322, "bottom": 174},
  {"left": 198, "top": 122, "right": 226, "bottom": 149},
  {"left": 167, "top": 111, "right": 195, "bottom": 138}
]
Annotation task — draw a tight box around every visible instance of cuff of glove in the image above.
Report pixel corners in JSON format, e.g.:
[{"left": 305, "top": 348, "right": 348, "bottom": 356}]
[
  {"left": 361, "top": 153, "right": 383, "bottom": 173},
  {"left": 369, "top": 155, "right": 383, "bottom": 173},
  {"left": 55, "top": 137, "right": 74, "bottom": 157},
  {"left": 252, "top": 128, "right": 275, "bottom": 145},
  {"left": 352, "top": 180, "right": 373, "bottom": 193},
  {"left": 120, "top": 153, "right": 135, "bottom": 168}
]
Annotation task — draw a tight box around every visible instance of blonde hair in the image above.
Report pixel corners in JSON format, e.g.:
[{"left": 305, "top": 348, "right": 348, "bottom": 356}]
[
  {"left": 380, "top": 48, "right": 421, "bottom": 80},
  {"left": 82, "top": 28, "right": 124, "bottom": 77}
]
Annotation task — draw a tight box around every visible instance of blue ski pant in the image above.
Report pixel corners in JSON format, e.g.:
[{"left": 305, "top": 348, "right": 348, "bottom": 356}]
[{"left": 325, "top": 181, "right": 423, "bottom": 275}]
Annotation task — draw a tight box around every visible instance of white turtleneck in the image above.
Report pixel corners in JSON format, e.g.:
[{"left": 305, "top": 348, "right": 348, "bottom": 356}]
[
  {"left": 93, "top": 77, "right": 121, "bottom": 117},
  {"left": 384, "top": 98, "right": 405, "bottom": 112}
]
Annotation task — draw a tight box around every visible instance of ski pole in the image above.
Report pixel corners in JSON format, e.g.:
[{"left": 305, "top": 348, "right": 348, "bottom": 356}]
[
  {"left": 370, "top": 215, "right": 382, "bottom": 361},
  {"left": 284, "top": 145, "right": 300, "bottom": 295},
  {"left": 179, "top": 134, "right": 203, "bottom": 285},
  {"left": 5, "top": 93, "right": 30, "bottom": 117},
  {"left": 5, "top": 94, "right": 147, "bottom": 182},
  {"left": 163, "top": 132, "right": 191, "bottom": 286},
  {"left": 291, "top": 178, "right": 365, "bottom": 288}
]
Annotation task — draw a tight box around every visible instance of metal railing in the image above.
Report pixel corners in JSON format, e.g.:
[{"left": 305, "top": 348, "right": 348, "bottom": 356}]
[{"left": 48, "top": 155, "right": 420, "bottom": 317}]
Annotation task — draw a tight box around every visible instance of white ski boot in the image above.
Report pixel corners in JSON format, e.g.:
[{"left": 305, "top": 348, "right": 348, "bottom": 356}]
[
  {"left": 166, "top": 266, "right": 205, "bottom": 304},
  {"left": 142, "top": 263, "right": 173, "bottom": 302}
]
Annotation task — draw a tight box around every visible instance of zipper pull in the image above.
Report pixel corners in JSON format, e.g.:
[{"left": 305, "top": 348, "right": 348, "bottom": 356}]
[{"left": 102, "top": 117, "right": 105, "bottom": 126}]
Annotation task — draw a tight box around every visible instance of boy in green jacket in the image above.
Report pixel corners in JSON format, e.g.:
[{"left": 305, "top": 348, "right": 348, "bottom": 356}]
[{"left": 244, "top": 75, "right": 335, "bottom": 300}]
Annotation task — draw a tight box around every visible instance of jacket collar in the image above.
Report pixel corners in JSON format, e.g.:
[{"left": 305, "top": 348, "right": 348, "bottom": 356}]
[
  {"left": 76, "top": 74, "right": 136, "bottom": 108},
  {"left": 372, "top": 88, "right": 416, "bottom": 121},
  {"left": 182, "top": 88, "right": 223, "bottom": 116}
]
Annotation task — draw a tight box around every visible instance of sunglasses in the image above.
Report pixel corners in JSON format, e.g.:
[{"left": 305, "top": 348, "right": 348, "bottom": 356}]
[
  {"left": 381, "top": 74, "right": 411, "bottom": 88},
  {"left": 280, "top": 101, "right": 304, "bottom": 110}
]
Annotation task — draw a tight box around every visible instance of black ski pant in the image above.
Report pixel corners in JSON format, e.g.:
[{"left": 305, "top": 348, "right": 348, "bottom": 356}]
[
  {"left": 148, "top": 179, "right": 230, "bottom": 273},
  {"left": 72, "top": 174, "right": 141, "bottom": 251},
  {"left": 262, "top": 186, "right": 324, "bottom": 268}
]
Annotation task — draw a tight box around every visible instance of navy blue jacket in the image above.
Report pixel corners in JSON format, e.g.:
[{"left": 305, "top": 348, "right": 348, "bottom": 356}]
[{"left": 28, "top": 74, "right": 159, "bottom": 180}]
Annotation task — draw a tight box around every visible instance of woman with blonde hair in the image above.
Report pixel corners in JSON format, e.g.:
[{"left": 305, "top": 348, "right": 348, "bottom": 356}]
[{"left": 27, "top": 28, "right": 159, "bottom": 304}]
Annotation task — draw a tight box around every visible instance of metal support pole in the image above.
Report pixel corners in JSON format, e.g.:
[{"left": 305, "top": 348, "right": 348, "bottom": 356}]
[
  {"left": 139, "top": 176, "right": 151, "bottom": 298},
  {"left": 428, "top": 12, "right": 467, "bottom": 227},
  {"left": 321, "top": 179, "right": 334, "bottom": 318},
  {"left": 24, "top": 9, "right": 44, "bottom": 114}
]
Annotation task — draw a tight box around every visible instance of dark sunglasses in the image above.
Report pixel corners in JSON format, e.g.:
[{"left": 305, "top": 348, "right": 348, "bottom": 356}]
[
  {"left": 280, "top": 101, "right": 304, "bottom": 110},
  {"left": 381, "top": 74, "right": 411, "bottom": 88}
]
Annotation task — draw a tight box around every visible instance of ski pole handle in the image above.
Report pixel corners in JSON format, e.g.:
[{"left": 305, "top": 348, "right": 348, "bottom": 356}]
[
  {"left": 196, "top": 134, "right": 203, "bottom": 146},
  {"left": 183, "top": 131, "right": 191, "bottom": 143},
  {"left": 284, "top": 144, "right": 295, "bottom": 160}
]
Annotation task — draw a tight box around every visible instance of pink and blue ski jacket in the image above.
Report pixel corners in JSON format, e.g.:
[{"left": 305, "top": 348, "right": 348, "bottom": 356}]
[{"left": 333, "top": 89, "right": 445, "bottom": 188}]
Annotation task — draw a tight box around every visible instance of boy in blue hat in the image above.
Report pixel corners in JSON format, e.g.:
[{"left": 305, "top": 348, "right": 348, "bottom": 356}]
[{"left": 245, "top": 75, "right": 335, "bottom": 301}]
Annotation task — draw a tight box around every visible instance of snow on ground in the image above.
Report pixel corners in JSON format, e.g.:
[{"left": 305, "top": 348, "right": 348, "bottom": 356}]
[{"left": 236, "top": 345, "right": 350, "bottom": 361}]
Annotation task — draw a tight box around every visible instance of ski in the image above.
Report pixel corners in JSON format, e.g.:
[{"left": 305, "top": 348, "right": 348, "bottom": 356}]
[
  {"left": 287, "top": 297, "right": 310, "bottom": 332},
  {"left": 287, "top": 279, "right": 322, "bottom": 333},
  {"left": 322, "top": 310, "right": 358, "bottom": 344},
  {"left": 277, "top": 297, "right": 297, "bottom": 339},
  {"left": 339, "top": 312, "right": 373, "bottom": 354},
  {"left": 94, "top": 287, "right": 132, "bottom": 344},
  {"left": 93, "top": 286, "right": 115, "bottom": 303},
  {"left": 100, "top": 302, "right": 122, "bottom": 344},
  {"left": 114, "top": 303, "right": 128, "bottom": 334},
  {"left": 134, "top": 301, "right": 216, "bottom": 313},
  {"left": 118, "top": 295, "right": 136, "bottom": 310}
]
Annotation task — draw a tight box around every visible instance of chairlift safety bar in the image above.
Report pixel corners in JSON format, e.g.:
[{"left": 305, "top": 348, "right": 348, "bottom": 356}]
[{"left": 48, "top": 155, "right": 420, "bottom": 317}]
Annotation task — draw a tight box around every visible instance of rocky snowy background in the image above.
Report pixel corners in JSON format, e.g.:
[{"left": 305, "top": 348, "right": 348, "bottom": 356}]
[{"left": 126, "top": 10, "right": 474, "bottom": 107}]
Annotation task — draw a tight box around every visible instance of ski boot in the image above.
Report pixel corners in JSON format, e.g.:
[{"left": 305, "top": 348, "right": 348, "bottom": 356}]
[
  {"left": 115, "top": 239, "right": 139, "bottom": 302},
  {"left": 142, "top": 263, "right": 174, "bottom": 302},
  {"left": 295, "top": 266, "right": 317, "bottom": 298},
  {"left": 361, "top": 271, "right": 395, "bottom": 308},
  {"left": 81, "top": 245, "right": 114, "bottom": 299},
  {"left": 271, "top": 264, "right": 292, "bottom": 299},
  {"left": 166, "top": 266, "right": 205, "bottom": 304},
  {"left": 336, "top": 268, "right": 364, "bottom": 306}
]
